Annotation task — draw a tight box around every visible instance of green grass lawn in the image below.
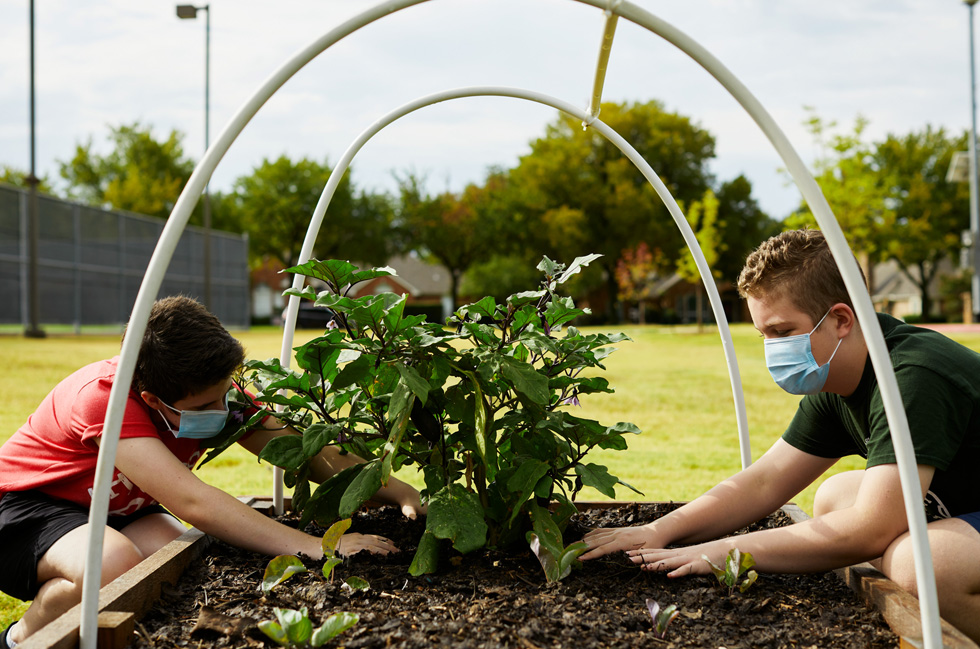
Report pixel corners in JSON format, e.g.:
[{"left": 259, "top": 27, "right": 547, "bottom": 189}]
[{"left": 3, "top": 323, "right": 980, "bottom": 626}]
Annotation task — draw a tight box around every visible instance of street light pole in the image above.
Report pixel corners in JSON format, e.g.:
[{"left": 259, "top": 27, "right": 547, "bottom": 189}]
[
  {"left": 176, "top": 4, "right": 212, "bottom": 309},
  {"left": 967, "top": 0, "right": 980, "bottom": 322},
  {"left": 25, "top": 0, "right": 45, "bottom": 338}
]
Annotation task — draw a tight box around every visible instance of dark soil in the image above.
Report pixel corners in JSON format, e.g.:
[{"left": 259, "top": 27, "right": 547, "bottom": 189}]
[{"left": 131, "top": 503, "right": 898, "bottom": 648}]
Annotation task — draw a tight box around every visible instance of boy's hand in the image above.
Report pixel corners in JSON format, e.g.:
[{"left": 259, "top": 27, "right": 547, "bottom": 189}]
[
  {"left": 336, "top": 532, "right": 400, "bottom": 557},
  {"left": 580, "top": 524, "right": 659, "bottom": 560},
  {"left": 627, "top": 540, "right": 729, "bottom": 577}
]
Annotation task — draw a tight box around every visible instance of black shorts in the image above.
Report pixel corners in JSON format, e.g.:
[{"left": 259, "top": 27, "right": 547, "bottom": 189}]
[{"left": 0, "top": 490, "right": 171, "bottom": 601}]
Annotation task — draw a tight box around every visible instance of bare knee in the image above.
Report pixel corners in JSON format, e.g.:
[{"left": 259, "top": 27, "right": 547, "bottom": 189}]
[
  {"left": 101, "top": 538, "right": 145, "bottom": 584},
  {"left": 813, "top": 470, "right": 865, "bottom": 517}
]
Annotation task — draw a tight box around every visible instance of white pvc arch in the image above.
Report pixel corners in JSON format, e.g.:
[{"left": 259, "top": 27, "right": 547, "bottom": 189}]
[
  {"left": 80, "top": 2, "right": 941, "bottom": 649},
  {"left": 274, "top": 86, "right": 752, "bottom": 508}
]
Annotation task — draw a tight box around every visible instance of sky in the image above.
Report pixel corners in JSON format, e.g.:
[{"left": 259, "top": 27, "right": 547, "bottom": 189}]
[{"left": 0, "top": 0, "right": 974, "bottom": 221}]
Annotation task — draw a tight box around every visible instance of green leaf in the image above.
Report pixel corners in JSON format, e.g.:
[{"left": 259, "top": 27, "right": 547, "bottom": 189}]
[
  {"left": 536, "top": 256, "right": 562, "bottom": 278},
  {"left": 395, "top": 363, "right": 430, "bottom": 405},
  {"left": 426, "top": 484, "right": 488, "bottom": 554},
  {"left": 556, "top": 253, "right": 602, "bottom": 284},
  {"left": 321, "top": 557, "right": 343, "bottom": 581},
  {"left": 338, "top": 461, "right": 382, "bottom": 518},
  {"left": 382, "top": 387, "right": 414, "bottom": 484},
  {"left": 321, "top": 518, "right": 352, "bottom": 556},
  {"left": 331, "top": 353, "right": 372, "bottom": 391},
  {"left": 301, "top": 422, "right": 341, "bottom": 459},
  {"left": 285, "top": 259, "right": 394, "bottom": 290},
  {"left": 574, "top": 463, "right": 618, "bottom": 499},
  {"left": 505, "top": 459, "right": 550, "bottom": 524},
  {"left": 258, "top": 435, "right": 306, "bottom": 471},
  {"left": 740, "top": 569, "right": 759, "bottom": 593},
  {"left": 257, "top": 620, "right": 287, "bottom": 645},
  {"left": 311, "top": 612, "right": 360, "bottom": 647},
  {"left": 260, "top": 555, "right": 308, "bottom": 594},
  {"left": 408, "top": 530, "right": 440, "bottom": 576},
  {"left": 343, "top": 576, "right": 370, "bottom": 591},
  {"left": 499, "top": 356, "right": 549, "bottom": 405},
  {"left": 275, "top": 607, "right": 313, "bottom": 646}
]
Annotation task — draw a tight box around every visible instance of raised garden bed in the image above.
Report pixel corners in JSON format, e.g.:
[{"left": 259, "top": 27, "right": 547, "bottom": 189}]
[{"left": 21, "top": 499, "right": 977, "bottom": 649}]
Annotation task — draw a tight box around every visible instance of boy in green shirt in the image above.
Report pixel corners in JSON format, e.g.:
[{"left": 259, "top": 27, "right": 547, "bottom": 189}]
[{"left": 582, "top": 228, "right": 980, "bottom": 641}]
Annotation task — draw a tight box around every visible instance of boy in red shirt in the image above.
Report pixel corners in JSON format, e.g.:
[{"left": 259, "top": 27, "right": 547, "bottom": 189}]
[{"left": 0, "top": 296, "right": 422, "bottom": 648}]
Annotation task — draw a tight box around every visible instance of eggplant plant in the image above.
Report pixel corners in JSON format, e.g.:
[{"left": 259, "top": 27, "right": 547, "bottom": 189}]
[{"left": 210, "top": 254, "right": 641, "bottom": 575}]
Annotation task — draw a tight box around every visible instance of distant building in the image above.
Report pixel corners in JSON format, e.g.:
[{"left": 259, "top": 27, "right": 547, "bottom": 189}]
[
  {"left": 349, "top": 254, "right": 455, "bottom": 323},
  {"left": 250, "top": 254, "right": 455, "bottom": 325}
]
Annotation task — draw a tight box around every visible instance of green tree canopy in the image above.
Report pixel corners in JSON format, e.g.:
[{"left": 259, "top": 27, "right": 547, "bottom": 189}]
[
  {"left": 875, "top": 126, "right": 970, "bottom": 319},
  {"left": 784, "top": 113, "right": 893, "bottom": 290},
  {"left": 398, "top": 172, "right": 506, "bottom": 309},
  {"left": 225, "top": 155, "right": 395, "bottom": 270},
  {"left": 786, "top": 113, "right": 969, "bottom": 320},
  {"left": 0, "top": 166, "right": 54, "bottom": 194},
  {"left": 508, "top": 100, "right": 717, "bottom": 320},
  {"left": 58, "top": 122, "right": 196, "bottom": 220}
]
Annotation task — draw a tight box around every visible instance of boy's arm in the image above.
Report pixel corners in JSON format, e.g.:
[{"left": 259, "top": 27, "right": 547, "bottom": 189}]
[
  {"left": 630, "top": 462, "right": 934, "bottom": 576},
  {"left": 113, "top": 436, "right": 398, "bottom": 558},
  {"left": 581, "top": 439, "right": 836, "bottom": 559},
  {"left": 237, "top": 419, "right": 425, "bottom": 518}
]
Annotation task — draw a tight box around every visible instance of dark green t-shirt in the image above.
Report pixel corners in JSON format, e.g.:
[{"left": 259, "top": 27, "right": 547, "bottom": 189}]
[{"left": 782, "top": 313, "right": 980, "bottom": 516}]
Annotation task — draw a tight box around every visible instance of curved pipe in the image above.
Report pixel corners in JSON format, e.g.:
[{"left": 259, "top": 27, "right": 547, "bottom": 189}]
[
  {"left": 586, "top": 3, "right": 939, "bottom": 646},
  {"left": 277, "top": 88, "right": 752, "bottom": 516},
  {"left": 82, "top": 2, "right": 939, "bottom": 648}
]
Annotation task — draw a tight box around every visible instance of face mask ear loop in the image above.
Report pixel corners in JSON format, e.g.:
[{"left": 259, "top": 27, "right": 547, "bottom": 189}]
[{"left": 156, "top": 407, "right": 177, "bottom": 433}]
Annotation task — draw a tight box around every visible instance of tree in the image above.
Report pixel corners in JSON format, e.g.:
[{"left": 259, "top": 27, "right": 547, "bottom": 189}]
[
  {"left": 508, "top": 100, "right": 718, "bottom": 321},
  {"left": 0, "top": 166, "right": 54, "bottom": 194},
  {"left": 786, "top": 113, "right": 970, "bottom": 321},
  {"left": 676, "top": 189, "right": 723, "bottom": 332},
  {"left": 615, "top": 242, "right": 660, "bottom": 323},
  {"left": 58, "top": 122, "right": 197, "bottom": 220},
  {"left": 225, "top": 155, "right": 395, "bottom": 270},
  {"left": 874, "top": 127, "right": 970, "bottom": 320},
  {"left": 784, "top": 113, "right": 893, "bottom": 292},
  {"left": 398, "top": 173, "right": 498, "bottom": 310}
]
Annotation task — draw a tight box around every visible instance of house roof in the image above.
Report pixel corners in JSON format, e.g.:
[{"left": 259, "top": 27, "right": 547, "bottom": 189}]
[{"left": 350, "top": 254, "right": 452, "bottom": 298}]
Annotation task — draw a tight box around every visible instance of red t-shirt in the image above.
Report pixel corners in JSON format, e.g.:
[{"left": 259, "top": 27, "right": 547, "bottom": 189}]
[{"left": 0, "top": 357, "right": 203, "bottom": 516}]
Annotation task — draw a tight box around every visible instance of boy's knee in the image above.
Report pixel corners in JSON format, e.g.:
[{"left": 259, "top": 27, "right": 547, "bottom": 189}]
[{"left": 101, "top": 540, "right": 145, "bottom": 585}]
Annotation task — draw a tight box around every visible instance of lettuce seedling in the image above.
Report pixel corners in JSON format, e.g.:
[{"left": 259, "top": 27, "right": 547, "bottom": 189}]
[
  {"left": 258, "top": 607, "right": 359, "bottom": 648},
  {"left": 645, "top": 599, "right": 679, "bottom": 639},
  {"left": 703, "top": 547, "right": 758, "bottom": 595}
]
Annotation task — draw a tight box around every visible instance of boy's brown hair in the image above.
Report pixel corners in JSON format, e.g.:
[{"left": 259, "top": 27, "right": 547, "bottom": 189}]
[
  {"left": 737, "top": 228, "right": 865, "bottom": 324},
  {"left": 129, "top": 296, "right": 245, "bottom": 404}
]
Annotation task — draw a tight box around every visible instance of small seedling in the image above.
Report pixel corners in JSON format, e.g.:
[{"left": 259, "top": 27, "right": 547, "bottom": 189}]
[
  {"left": 261, "top": 555, "right": 308, "bottom": 595},
  {"left": 341, "top": 576, "right": 370, "bottom": 592},
  {"left": 321, "top": 518, "right": 352, "bottom": 581},
  {"left": 526, "top": 502, "right": 588, "bottom": 583},
  {"left": 703, "top": 547, "right": 758, "bottom": 595},
  {"left": 645, "top": 599, "right": 679, "bottom": 639},
  {"left": 258, "top": 607, "right": 359, "bottom": 648}
]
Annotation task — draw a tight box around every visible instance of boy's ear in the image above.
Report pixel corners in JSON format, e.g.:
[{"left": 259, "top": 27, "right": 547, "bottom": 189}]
[
  {"left": 830, "top": 303, "right": 857, "bottom": 337},
  {"left": 141, "top": 391, "right": 163, "bottom": 410}
]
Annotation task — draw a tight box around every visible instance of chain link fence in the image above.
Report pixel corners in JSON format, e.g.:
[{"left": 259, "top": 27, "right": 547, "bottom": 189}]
[{"left": 0, "top": 183, "right": 250, "bottom": 330}]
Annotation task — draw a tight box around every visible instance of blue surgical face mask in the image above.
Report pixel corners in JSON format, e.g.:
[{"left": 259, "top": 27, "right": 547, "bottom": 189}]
[
  {"left": 158, "top": 393, "right": 230, "bottom": 439},
  {"left": 763, "top": 308, "right": 842, "bottom": 395}
]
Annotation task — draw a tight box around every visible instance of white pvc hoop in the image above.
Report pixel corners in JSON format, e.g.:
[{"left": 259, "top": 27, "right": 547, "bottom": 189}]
[
  {"left": 82, "top": 2, "right": 940, "bottom": 649},
  {"left": 274, "top": 87, "right": 753, "bottom": 516}
]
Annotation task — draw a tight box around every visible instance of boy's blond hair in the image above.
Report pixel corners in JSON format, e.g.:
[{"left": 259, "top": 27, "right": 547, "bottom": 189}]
[{"left": 737, "top": 228, "right": 865, "bottom": 323}]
